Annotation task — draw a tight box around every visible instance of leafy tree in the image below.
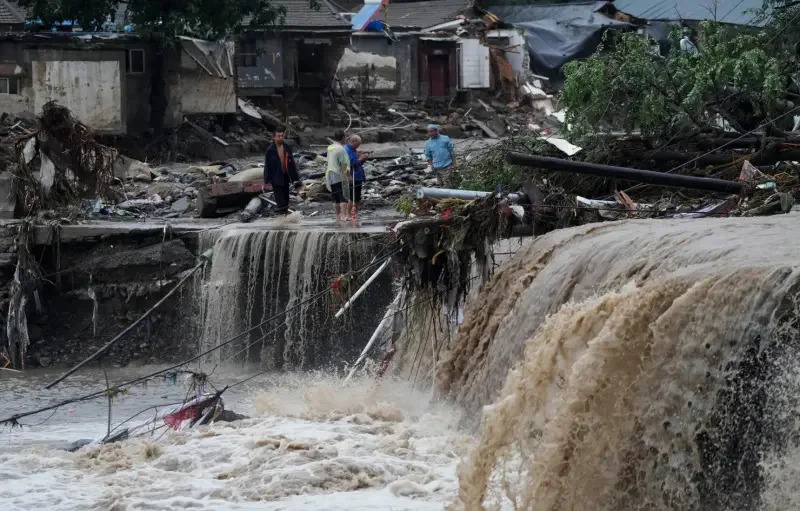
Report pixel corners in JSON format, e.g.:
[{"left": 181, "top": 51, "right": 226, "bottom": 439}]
[
  {"left": 18, "top": 0, "right": 297, "bottom": 133},
  {"left": 560, "top": 22, "right": 788, "bottom": 143}
]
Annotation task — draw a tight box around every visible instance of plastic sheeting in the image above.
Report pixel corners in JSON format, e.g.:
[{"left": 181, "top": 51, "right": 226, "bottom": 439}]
[{"left": 487, "top": 1, "right": 633, "bottom": 81}]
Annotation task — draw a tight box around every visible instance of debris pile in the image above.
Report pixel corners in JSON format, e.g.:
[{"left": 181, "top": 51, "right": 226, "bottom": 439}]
[{"left": 12, "top": 101, "right": 116, "bottom": 215}]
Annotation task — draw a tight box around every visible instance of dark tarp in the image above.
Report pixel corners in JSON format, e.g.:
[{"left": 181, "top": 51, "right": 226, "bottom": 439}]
[{"left": 487, "top": 1, "right": 633, "bottom": 82}]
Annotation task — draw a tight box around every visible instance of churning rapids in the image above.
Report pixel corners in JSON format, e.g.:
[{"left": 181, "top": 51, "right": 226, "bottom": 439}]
[{"left": 4, "top": 215, "right": 800, "bottom": 510}]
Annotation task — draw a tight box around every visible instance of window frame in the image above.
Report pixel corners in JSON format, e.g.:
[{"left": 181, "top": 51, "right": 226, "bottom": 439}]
[
  {"left": 238, "top": 39, "right": 258, "bottom": 68},
  {"left": 127, "top": 48, "right": 146, "bottom": 74},
  {"left": 0, "top": 77, "right": 20, "bottom": 95}
]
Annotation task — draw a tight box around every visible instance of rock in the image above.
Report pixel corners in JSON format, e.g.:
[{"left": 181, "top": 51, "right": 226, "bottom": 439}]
[
  {"left": 383, "top": 185, "right": 404, "bottom": 196},
  {"left": 113, "top": 155, "right": 151, "bottom": 180},
  {"left": 228, "top": 167, "right": 263, "bottom": 182},
  {"left": 370, "top": 147, "right": 410, "bottom": 159},
  {"left": 118, "top": 199, "right": 156, "bottom": 212},
  {"left": 36, "top": 354, "right": 52, "bottom": 367},
  {"left": 170, "top": 197, "right": 190, "bottom": 214},
  {"left": 134, "top": 173, "right": 153, "bottom": 182},
  {"left": 150, "top": 194, "right": 165, "bottom": 207},
  {"left": 187, "top": 165, "right": 225, "bottom": 176},
  {"left": 147, "top": 182, "right": 187, "bottom": 197}
]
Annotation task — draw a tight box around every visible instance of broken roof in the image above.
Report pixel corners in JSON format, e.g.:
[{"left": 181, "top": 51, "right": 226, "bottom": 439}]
[
  {"left": 613, "top": 0, "right": 763, "bottom": 26},
  {"left": 242, "top": 0, "right": 350, "bottom": 30},
  {"left": 375, "top": 0, "right": 473, "bottom": 30},
  {"left": 0, "top": 0, "right": 25, "bottom": 24}
]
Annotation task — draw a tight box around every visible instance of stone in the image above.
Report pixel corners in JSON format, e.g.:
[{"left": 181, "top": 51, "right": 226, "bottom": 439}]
[
  {"left": 118, "top": 199, "right": 156, "bottom": 212},
  {"left": 170, "top": 197, "right": 190, "bottom": 214},
  {"left": 134, "top": 173, "right": 153, "bottom": 182}
]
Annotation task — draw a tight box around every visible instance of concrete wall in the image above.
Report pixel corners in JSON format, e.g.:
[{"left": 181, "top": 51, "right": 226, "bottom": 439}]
[
  {"left": 0, "top": 39, "right": 236, "bottom": 134},
  {"left": 348, "top": 35, "right": 418, "bottom": 97},
  {"left": 32, "top": 60, "right": 124, "bottom": 132}
]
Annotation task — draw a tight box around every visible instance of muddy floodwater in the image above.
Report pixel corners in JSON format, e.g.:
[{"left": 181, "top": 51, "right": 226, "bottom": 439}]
[{"left": 0, "top": 367, "right": 470, "bottom": 510}]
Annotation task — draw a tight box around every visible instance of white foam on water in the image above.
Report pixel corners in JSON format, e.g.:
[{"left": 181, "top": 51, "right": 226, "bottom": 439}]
[{"left": 0, "top": 375, "right": 470, "bottom": 511}]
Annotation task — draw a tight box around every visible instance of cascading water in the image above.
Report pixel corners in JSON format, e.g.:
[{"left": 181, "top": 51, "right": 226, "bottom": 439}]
[
  {"left": 431, "top": 216, "right": 800, "bottom": 510},
  {"left": 197, "top": 226, "right": 394, "bottom": 369}
]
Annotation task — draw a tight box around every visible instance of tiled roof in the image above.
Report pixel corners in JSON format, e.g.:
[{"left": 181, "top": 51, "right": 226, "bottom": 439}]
[
  {"left": 377, "top": 0, "right": 473, "bottom": 29},
  {"left": 0, "top": 0, "right": 26, "bottom": 25},
  {"left": 244, "top": 0, "right": 350, "bottom": 29}
]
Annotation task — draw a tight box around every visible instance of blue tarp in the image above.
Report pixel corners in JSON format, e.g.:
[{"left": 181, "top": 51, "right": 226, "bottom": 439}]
[{"left": 351, "top": 4, "right": 382, "bottom": 31}]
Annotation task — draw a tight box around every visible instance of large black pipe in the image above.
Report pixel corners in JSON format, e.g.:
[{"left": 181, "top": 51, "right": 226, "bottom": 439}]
[{"left": 506, "top": 152, "right": 744, "bottom": 194}]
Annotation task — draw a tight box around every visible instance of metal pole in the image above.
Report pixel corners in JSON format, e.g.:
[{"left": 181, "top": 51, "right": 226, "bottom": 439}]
[
  {"left": 345, "top": 293, "right": 401, "bottom": 381},
  {"left": 505, "top": 152, "right": 744, "bottom": 194},
  {"left": 334, "top": 259, "right": 390, "bottom": 319},
  {"left": 416, "top": 187, "right": 522, "bottom": 202}
]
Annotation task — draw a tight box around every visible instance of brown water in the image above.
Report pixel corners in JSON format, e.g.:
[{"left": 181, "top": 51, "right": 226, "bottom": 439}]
[{"left": 437, "top": 216, "right": 800, "bottom": 510}]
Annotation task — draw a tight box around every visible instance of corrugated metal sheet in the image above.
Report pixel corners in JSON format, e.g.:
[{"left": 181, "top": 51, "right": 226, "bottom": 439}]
[
  {"left": 460, "top": 38, "right": 490, "bottom": 88},
  {"left": 614, "top": 0, "right": 763, "bottom": 25}
]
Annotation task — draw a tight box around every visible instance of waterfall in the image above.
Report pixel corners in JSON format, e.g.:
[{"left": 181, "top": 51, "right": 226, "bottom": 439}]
[
  {"left": 431, "top": 216, "right": 800, "bottom": 510},
  {"left": 196, "top": 227, "right": 393, "bottom": 369}
]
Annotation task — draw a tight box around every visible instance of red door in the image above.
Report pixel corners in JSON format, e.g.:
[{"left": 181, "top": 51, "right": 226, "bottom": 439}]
[{"left": 429, "top": 55, "right": 448, "bottom": 97}]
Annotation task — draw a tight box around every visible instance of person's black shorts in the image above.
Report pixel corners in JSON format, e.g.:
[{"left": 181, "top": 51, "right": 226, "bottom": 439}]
[
  {"left": 330, "top": 182, "right": 345, "bottom": 204},
  {"left": 354, "top": 182, "right": 363, "bottom": 203}
]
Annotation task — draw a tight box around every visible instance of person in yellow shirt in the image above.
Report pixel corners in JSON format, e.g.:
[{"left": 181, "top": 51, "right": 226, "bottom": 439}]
[{"left": 325, "top": 131, "right": 352, "bottom": 221}]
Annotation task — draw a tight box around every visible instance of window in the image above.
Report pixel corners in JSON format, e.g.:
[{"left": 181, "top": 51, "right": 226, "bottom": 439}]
[
  {"left": 127, "top": 49, "right": 145, "bottom": 74},
  {"left": 0, "top": 77, "right": 19, "bottom": 95},
  {"left": 238, "top": 39, "right": 258, "bottom": 67}
]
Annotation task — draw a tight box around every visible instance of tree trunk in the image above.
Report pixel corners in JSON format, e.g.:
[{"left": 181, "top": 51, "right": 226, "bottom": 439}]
[{"left": 149, "top": 48, "right": 168, "bottom": 135}]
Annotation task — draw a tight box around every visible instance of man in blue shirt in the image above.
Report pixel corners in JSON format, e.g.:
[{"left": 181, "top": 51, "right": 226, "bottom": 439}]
[
  {"left": 424, "top": 124, "right": 456, "bottom": 186},
  {"left": 345, "top": 134, "right": 369, "bottom": 220}
]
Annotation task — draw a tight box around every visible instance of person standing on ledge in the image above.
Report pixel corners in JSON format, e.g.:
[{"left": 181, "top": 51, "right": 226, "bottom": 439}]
[
  {"left": 424, "top": 124, "right": 456, "bottom": 186},
  {"left": 326, "top": 130, "right": 351, "bottom": 221},
  {"left": 263, "top": 128, "right": 301, "bottom": 215},
  {"left": 345, "top": 134, "right": 369, "bottom": 221}
]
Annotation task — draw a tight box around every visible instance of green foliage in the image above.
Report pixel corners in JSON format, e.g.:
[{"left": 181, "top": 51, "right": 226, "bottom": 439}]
[
  {"left": 560, "top": 22, "right": 788, "bottom": 142},
  {"left": 395, "top": 195, "right": 416, "bottom": 215},
  {"left": 17, "top": 0, "right": 305, "bottom": 43},
  {"left": 459, "top": 137, "right": 551, "bottom": 191}
]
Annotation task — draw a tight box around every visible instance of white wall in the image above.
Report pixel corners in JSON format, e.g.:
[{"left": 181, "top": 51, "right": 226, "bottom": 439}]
[
  {"left": 32, "top": 60, "right": 123, "bottom": 133},
  {"left": 459, "top": 38, "right": 490, "bottom": 89},
  {"left": 336, "top": 47, "right": 398, "bottom": 91}
]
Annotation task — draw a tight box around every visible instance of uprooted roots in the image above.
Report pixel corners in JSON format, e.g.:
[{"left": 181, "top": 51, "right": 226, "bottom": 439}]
[{"left": 12, "top": 101, "right": 116, "bottom": 212}]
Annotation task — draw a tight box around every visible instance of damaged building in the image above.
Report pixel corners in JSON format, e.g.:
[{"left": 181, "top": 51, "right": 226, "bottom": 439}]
[
  {"left": 236, "top": 0, "right": 352, "bottom": 120},
  {"left": 334, "top": 0, "right": 530, "bottom": 101},
  {"left": 0, "top": 3, "right": 236, "bottom": 134}
]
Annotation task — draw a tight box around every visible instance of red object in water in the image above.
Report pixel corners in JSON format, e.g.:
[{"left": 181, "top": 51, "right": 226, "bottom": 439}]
[
  {"left": 377, "top": 344, "right": 397, "bottom": 378},
  {"left": 164, "top": 405, "right": 200, "bottom": 430}
]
